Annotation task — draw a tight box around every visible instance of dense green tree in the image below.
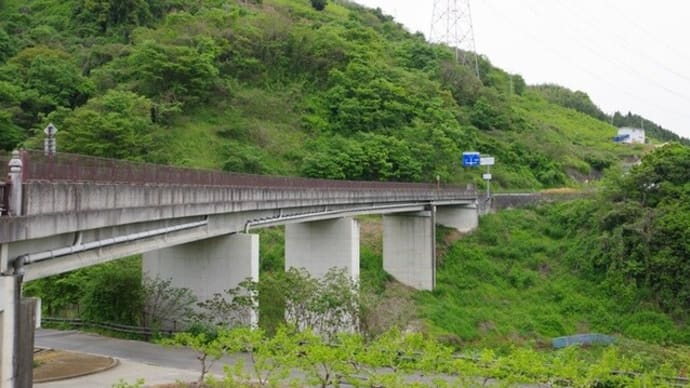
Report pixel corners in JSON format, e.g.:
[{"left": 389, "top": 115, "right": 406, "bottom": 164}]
[
  {"left": 127, "top": 39, "right": 221, "bottom": 107},
  {"left": 310, "top": 0, "right": 327, "bottom": 11},
  {"left": 0, "top": 27, "right": 13, "bottom": 62},
  {"left": 470, "top": 94, "right": 512, "bottom": 131},
  {"left": 0, "top": 47, "right": 93, "bottom": 128},
  {"left": 437, "top": 59, "right": 482, "bottom": 106},
  {"left": 71, "top": 0, "right": 166, "bottom": 36},
  {"left": 593, "top": 144, "right": 690, "bottom": 317},
  {"left": 80, "top": 258, "right": 143, "bottom": 324},
  {"left": 60, "top": 90, "right": 158, "bottom": 160},
  {"left": 397, "top": 39, "right": 438, "bottom": 72}
]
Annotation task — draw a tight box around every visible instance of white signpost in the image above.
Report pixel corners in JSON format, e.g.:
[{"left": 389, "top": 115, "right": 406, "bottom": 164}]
[
  {"left": 43, "top": 123, "right": 57, "bottom": 155},
  {"left": 480, "top": 156, "right": 494, "bottom": 199}
]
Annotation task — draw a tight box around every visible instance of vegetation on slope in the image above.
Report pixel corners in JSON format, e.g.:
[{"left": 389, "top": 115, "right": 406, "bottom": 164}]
[
  {"left": 420, "top": 144, "right": 690, "bottom": 350},
  {"left": 1, "top": 0, "right": 681, "bottom": 189}
]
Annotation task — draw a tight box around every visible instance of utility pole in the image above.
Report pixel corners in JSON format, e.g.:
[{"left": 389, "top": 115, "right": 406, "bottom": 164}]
[{"left": 430, "top": 0, "right": 480, "bottom": 78}]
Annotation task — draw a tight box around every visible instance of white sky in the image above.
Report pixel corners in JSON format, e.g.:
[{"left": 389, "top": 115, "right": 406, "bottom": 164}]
[{"left": 352, "top": 0, "right": 690, "bottom": 139}]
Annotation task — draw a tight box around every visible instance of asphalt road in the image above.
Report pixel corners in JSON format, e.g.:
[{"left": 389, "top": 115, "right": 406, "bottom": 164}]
[{"left": 34, "top": 328, "right": 244, "bottom": 386}]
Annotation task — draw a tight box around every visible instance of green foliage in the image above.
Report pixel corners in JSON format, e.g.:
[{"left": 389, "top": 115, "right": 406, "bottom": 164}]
[
  {"left": 164, "top": 325, "right": 225, "bottom": 383},
  {"left": 126, "top": 39, "right": 222, "bottom": 107},
  {"left": 80, "top": 257, "right": 143, "bottom": 325},
  {"left": 310, "top": 0, "right": 327, "bottom": 11},
  {"left": 222, "top": 141, "right": 273, "bottom": 174},
  {"left": 420, "top": 195, "right": 689, "bottom": 348},
  {"left": 112, "top": 378, "right": 145, "bottom": 388},
  {"left": 532, "top": 84, "right": 607, "bottom": 121},
  {"left": 72, "top": 0, "right": 155, "bottom": 36},
  {"left": 470, "top": 94, "right": 512, "bottom": 131},
  {"left": 141, "top": 275, "right": 196, "bottom": 330},
  {"left": 437, "top": 59, "right": 482, "bottom": 106},
  {"left": 300, "top": 133, "right": 423, "bottom": 181},
  {"left": 0, "top": 46, "right": 93, "bottom": 129},
  {"left": 0, "top": 26, "right": 14, "bottom": 62},
  {"left": 0, "top": 0, "right": 664, "bottom": 190},
  {"left": 24, "top": 269, "right": 88, "bottom": 316},
  {"left": 59, "top": 90, "right": 159, "bottom": 160},
  {"left": 167, "top": 325, "right": 685, "bottom": 387},
  {"left": 591, "top": 144, "right": 690, "bottom": 319}
]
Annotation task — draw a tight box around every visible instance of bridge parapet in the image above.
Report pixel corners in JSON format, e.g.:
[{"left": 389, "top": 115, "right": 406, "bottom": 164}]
[
  {"left": 21, "top": 181, "right": 474, "bottom": 216},
  {"left": 3, "top": 150, "right": 475, "bottom": 218}
]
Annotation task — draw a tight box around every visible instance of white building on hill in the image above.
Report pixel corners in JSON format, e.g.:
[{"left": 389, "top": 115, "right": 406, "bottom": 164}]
[{"left": 614, "top": 127, "right": 645, "bottom": 144}]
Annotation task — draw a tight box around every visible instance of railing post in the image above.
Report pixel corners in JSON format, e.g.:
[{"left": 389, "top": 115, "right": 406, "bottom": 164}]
[{"left": 7, "top": 150, "right": 22, "bottom": 217}]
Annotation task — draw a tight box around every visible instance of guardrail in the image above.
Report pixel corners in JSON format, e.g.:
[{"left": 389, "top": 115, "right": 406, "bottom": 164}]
[
  {"left": 0, "top": 151, "right": 8, "bottom": 215},
  {"left": 18, "top": 150, "right": 474, "bottom": 195},
  {"left": 0, "top": 151, "right": 8, "bottom": 177},
  {"left": 42, "top": 316, "right": 182, "bottom": 338}
]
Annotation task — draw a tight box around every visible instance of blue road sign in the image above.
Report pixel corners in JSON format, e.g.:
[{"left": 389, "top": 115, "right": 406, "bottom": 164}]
[{"left": 462, "top": 152, "right": 481, "bottom": 167}]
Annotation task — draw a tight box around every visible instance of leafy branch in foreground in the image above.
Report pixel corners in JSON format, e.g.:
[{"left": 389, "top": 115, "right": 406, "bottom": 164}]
[{"left": 164, "top": 326, "right": 686, "bottom": 387}]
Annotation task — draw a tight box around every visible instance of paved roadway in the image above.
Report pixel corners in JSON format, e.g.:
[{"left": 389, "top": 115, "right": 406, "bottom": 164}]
[{"left": 34, "top": 328, "right": 244, "bottom": 387}]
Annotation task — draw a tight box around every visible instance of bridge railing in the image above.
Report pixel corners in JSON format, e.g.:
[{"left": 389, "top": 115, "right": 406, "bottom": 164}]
[
  {"left": 0, "top": 182, "right": 7, "bottom": 216},
  {"left": 0, "top": 151, "right": 8, "bottom": 175},
  {"left": 17, "top": 150, "right": 474, "bottom": 195},
  {"left": 0, "top": 151, "right": 10, "bottom": 215}
]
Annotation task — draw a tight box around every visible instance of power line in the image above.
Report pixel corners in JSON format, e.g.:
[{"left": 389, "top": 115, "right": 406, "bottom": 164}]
[
  {"left": 547, "top": 0, "right": 690, "bottom": 91},
  {"left": 598, "top": 0, "right": 690, "bottom": 65},
  {"left": 478, "top": 0, "right": 690, "bottom": 123},
  {"left": 519, "top": 0, "right": 690, "bottom": 105}
]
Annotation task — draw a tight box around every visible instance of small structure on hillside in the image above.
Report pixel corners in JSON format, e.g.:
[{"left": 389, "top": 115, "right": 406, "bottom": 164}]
[{"left": 613, "top": 127, "right": 645, "bottom": 144}]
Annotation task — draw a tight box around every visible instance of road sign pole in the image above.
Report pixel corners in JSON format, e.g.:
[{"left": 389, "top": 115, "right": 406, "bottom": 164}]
[{"left": 486, "top": 165, "right": 491, "bottom": 199}]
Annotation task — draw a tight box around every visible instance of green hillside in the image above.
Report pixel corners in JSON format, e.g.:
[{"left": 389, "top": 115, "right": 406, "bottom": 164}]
[
  {"left": 9, "top": 0, "right": 690, "bottom": 378},
  {"left": 0, "top": 0, "right": 681, "bottom": 189}
]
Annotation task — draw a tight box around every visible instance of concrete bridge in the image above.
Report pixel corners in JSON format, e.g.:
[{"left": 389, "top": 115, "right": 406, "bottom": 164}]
[{"left": 0, "top": 150, "right": 479, "bottom": 387}]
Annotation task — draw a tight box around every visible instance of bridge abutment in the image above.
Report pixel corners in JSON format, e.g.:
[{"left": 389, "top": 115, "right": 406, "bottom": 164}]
[
  {"left": 143, "top": 233, "right": 259, "bottom": 326},
  {"left": 285, "top": 217, "right": 360, "bottom": 281},
  {"left": 383, "top": 211, "right": 435, "bottom": 290}
]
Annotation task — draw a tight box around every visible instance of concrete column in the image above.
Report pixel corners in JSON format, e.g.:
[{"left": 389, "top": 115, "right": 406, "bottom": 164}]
[
  {"left": 7, "top": 151, "right": 22, "bottom": 217},
  {"left": 285, "top": 217, "right": 359, "bottom": 281},
  {"left": 0, "top": 275, "right": 19, "bottom": 388},
  {"left": 383, "top": 211, "right": 435, "bottom": 290},
  {"left": 435, "top": 203, "right": 479, "bottom": 233},
  {"left": 143, "top": 233, "right": 259, "bottom": 325}
]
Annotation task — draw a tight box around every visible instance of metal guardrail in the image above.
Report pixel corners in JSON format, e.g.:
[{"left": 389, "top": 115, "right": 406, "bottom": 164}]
[
  {"left": 0, "top": 151, "right": 8, "bottom": 215},
  {"left": 17, "top": 150, "right": 475, "bottom": 195},
  {"left": 42, "top": 316, "right": 182, "bottom": 337}
]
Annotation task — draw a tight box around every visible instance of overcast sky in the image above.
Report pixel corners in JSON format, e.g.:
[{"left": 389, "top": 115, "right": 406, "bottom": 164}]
[{"left": 352, "top": 0, "right": 690, "bottom": 139}]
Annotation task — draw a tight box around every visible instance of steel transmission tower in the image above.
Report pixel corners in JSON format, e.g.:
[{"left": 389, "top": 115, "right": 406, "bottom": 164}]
[{"left": 430, "top": 0, "right": 480, "bottom": 78}]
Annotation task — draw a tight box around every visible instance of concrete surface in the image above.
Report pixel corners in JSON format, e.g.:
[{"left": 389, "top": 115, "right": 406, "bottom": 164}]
[
  {"left": 285, "top": 217, "right": 360, "bottom": 280},
  {"left": 383, "top": 212, "right": 435, "bottom": 290},
  {"left": 34, "top": 328, "right": 247, "bottom": 387},
  {"left": 144, "top": 232, "right": 259, "bottom": 324},
  {"left": 35, "top": 358, "right": 200, "bottom": 387}
]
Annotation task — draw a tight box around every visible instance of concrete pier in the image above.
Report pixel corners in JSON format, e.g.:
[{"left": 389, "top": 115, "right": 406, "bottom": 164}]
[
  {"left": 383, "top": 211, "right": 435, "bottom": 290},
  {"left": 285, "top": 217, "right": 360, "bottom": 281},
  {"left": 143, "top": 233, "right": 259, "bottom": 325}
]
